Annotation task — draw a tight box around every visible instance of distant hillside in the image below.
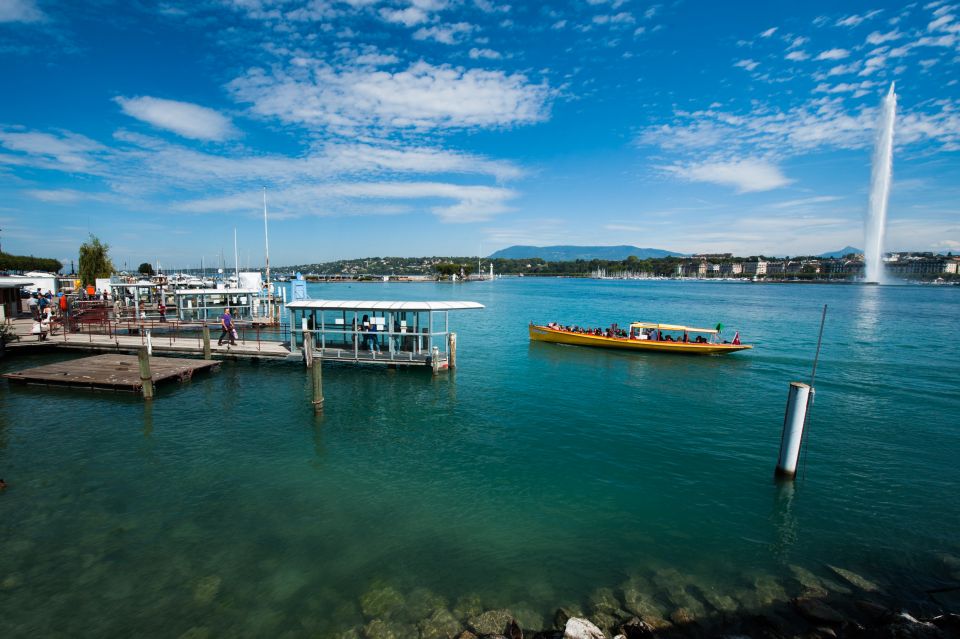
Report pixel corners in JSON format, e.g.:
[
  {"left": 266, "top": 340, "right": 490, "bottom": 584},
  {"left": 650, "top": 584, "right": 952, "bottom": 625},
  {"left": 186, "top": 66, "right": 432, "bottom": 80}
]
[
  {"left": 488, "top": 245, "right": 684, "bottom": 261},
  {"left": 819, "top": 246, "right": 862, "bottom": 259}
]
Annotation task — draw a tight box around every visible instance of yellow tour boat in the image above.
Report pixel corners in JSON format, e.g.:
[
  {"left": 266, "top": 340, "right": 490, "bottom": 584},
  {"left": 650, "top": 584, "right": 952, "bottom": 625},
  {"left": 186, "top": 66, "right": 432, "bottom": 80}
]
[{"left": 528, "top": 321, "right": 752, "bottom": 355}]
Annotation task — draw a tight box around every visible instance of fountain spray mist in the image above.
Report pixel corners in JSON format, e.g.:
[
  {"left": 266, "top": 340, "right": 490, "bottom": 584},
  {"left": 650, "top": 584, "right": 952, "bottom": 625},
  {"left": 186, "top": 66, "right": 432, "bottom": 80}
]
[{"left": 864, "top": 82, "right": 896, "bottom": 284}]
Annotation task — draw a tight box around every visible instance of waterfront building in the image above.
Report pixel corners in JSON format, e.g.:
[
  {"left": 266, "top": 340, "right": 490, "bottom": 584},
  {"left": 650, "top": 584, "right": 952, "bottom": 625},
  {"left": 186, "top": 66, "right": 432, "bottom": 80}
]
[
  {"left": 743, "top": 261, "right": 768, "bottom": 276},
  {"left": 719, "top": 262, "right": 743, "bottom": 276}
]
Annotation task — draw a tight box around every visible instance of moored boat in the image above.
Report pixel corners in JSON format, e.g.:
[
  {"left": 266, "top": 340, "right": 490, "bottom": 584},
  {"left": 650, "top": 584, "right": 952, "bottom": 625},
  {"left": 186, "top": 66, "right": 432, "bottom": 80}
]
[{"left": 529, "top": 321, "right": 752, "bottom": 355}]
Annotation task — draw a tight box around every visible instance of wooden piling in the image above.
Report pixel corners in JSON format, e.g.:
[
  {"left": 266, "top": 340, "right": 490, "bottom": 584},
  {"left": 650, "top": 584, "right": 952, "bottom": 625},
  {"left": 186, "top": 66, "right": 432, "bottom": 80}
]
[
  {"left": 138, "top": 347, "right": 154, "bottom": 400},
  {"left": 447, "top": 332, "right": 457, "bottom": 369},
  {"left": 311, "top": 359, "right": 324, "bottom": 412},
  {"left": 202, "top": 324, "right": 211, "bottom": 360},
  {"left": 304, "top": 330, "right": 314, "bottom": 368}
]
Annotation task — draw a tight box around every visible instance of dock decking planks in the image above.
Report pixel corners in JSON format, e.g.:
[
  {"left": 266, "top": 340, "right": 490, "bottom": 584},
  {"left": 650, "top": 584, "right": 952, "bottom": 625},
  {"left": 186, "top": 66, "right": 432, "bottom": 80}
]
[{"left": 2, "top": 354, "right": 220, "bottom": 392}]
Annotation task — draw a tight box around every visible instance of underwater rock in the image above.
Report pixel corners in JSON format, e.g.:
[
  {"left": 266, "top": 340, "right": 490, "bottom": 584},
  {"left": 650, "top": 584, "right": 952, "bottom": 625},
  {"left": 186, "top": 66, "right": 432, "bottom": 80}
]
[
  {"left": 1, "top": 573, "right": 22, "bottom": 590},
  {"left": 563, "top": 617, "right": 605, "bottom": 639},
  {"left": 454, "top": 631, "right": 478, "bottom": 639},
  {"left": 177, "top": 627, "right": 211, "bottom": 639},
  {"left": 506, "top": 618, "right": 524, "bottom": 639},
  {"left": 418, "top": 608, "right": 461, "bottom": 639},
  {"left": 668, "top": 607, "right": 697, "bottom": 626},
  {"left": 651, "top": 569, "right": 707, "bottom": 618},
  {"left": 453, "top": 595, "right": 484, "bottom": 621},
  {"left": 468, "top": 609, "right": 514, "bottom": 636},
  {"left": 554, "top": 608, "right": 574, "bottom": 630},
  {"left": 589, "top": 587, "right": 622, "bottom": 615},
  {"left": 826, "top": 565, "right": 880, "bottom": 593},
  {"left": 510, "top": 605, "right": 543, "bottom": 631},
  {"left": 617, "top": 617, "right": 655, "bottom": 639},
  {"left": 793, "top": 597, "right": 845, "bottom": 625},
  {"left": 589, "top": 610, "right": 621, "bottom": 637},
  {"left": 405, "top": 588, "right": 447, "bottom": 621},
  {"left": 193, "top": 575, "right": 221, "bottom": 605},
  {"left": 362, "top": 619, "right": 396, "bottom": 639},
  {"left": 360, "top": 583, "right": 406, "bottom": 619}
]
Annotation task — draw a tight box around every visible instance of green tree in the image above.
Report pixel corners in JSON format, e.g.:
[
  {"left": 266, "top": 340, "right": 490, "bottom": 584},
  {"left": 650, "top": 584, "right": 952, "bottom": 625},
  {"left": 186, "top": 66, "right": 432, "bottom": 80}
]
[
  {"left": 138, "top": 262, "right": 155, "bottom": 276},
  {"left": 78, "top": 234, "right": 114, "bottom": 286}
]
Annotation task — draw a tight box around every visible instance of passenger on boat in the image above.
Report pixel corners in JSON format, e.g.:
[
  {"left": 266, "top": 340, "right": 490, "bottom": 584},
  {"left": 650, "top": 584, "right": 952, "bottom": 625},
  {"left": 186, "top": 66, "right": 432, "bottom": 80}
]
[{"left": 664, "top": 334, "right": 674, "bottom": 342}]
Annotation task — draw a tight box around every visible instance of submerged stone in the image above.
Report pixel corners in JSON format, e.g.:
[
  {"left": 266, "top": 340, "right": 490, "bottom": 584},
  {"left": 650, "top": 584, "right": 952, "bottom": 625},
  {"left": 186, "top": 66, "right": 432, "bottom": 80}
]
[
  {"left": 793, "top": 597, "right": 846, "bottom": 625},
  {"left": 405, "top": 587, "right": 447, "bottom": 621},
  {"left": 193, "top": 575, "right": 221, "bottom": 605},
  {"left": 419, "top": 608, "right": 461, "bottom": 639},
  {"left": 453, "top": 595, "right": 484, "bottom": 621},
  {"left": 826, "top": 565, "right": 880, "bottom": 593},
  {"left": 468, "top": 609, "right": 514, "bottom": 636},
  {"left": 360, "top": 583, "right": 406, "bottom": 619}
]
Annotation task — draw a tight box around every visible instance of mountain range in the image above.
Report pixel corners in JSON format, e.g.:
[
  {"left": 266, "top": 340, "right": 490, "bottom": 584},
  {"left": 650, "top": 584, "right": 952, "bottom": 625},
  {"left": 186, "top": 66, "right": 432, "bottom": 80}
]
[
  {"left": 818, "top": 246, "right": 863, "bottom": 259},
  {"left": 488, "top": 245, "right": 685, "bottom": 261}
]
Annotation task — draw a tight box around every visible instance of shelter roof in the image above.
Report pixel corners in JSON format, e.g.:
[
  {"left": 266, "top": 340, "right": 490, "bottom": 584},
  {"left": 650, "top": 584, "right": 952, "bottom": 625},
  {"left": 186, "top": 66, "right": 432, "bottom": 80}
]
[{"left": 287, "top": 300, "right": 484, "bottom": 311}]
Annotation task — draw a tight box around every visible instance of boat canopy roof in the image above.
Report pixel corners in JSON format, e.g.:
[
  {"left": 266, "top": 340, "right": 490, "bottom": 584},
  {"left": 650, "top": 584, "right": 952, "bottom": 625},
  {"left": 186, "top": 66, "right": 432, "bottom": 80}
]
[
  {"left": 629, "top": 322, "right": 719, "bottom": 334},
  {"left": 288, "top": 300, "right": 484, "bottom": 311}
]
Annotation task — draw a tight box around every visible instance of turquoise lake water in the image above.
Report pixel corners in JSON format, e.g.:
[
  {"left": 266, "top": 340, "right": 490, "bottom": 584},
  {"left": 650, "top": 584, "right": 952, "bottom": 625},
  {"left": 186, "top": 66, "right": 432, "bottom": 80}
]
[{"left": 1, "top": 279, "right": 958, "bottom": 637}]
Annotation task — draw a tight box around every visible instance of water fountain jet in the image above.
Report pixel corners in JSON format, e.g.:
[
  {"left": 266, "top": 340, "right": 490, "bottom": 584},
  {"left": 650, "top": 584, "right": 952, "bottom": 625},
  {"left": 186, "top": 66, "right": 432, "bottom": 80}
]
[{"left": 863, "top": 82, "right": 896, "bottom": 284}]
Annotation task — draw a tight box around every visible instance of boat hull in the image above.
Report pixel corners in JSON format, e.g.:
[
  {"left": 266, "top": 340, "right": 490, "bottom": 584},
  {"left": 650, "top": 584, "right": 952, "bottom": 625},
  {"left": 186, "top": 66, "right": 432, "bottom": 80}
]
[{"left": 529, "top": 325, "right": 752, "bottom": 355}]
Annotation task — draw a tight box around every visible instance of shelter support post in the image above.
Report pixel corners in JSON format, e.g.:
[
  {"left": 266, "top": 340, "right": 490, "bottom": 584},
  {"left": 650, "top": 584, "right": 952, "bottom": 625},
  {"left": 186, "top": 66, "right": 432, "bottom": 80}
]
[{"left": 304, "top": 330, "right": 314, "bottom": 368}]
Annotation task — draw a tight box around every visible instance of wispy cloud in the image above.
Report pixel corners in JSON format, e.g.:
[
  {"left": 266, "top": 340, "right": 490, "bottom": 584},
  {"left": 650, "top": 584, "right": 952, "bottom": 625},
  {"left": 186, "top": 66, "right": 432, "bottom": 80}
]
[
  {"left": 0, "top": 0, "right": 45, "bottom": 23},
  {"left": 760, "top": 27, "right": 778, "bottom": 38},
  {"left": 815, "top": 48, "right": 850, "bottom": 60},
  {"left": 114, "top": 96, "right": 236, "bottom": 142},
  {"left": 734, "top": 59, "right": 759, "bottom": 71},
  {"left": 228, "top": 59, "right": 553, "bottom": 133},
  {"left": 664, "top": 159, "right": 792, "bottom": 193},
  {"left": 412, "top": 21, "right": 475, "bottom": 44}
]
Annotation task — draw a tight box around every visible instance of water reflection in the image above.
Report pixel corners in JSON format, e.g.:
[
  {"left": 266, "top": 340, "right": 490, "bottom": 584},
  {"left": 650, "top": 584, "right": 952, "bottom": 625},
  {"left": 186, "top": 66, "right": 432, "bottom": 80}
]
[
  {"left": 771, "top": 480, "right": 798, "bottom": 562},
  {"left": 853, "top": 284, "right": 882, "bottom": 340}
]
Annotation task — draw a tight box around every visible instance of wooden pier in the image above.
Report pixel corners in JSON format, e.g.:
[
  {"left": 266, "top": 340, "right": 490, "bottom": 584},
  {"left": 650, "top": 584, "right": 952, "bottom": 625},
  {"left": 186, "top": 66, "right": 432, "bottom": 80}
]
[{"left": 2, "top": 354, "right": 220, "bottom": 393}]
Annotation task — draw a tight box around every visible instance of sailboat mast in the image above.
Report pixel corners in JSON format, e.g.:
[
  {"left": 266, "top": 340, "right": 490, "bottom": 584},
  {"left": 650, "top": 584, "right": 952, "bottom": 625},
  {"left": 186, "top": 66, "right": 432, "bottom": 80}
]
[
  {"left": 234, "top": 227, "right": 240, "bottom": 289},
  {"left": 263, "top": 187, "right": 272, "bottom": 318}
]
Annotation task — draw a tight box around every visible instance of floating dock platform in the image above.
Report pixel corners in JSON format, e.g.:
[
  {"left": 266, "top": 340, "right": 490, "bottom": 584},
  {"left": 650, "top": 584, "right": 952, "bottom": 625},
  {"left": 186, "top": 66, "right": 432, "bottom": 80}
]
[{"left": 2, "top": 354, "right": 220, "bottom": 393}]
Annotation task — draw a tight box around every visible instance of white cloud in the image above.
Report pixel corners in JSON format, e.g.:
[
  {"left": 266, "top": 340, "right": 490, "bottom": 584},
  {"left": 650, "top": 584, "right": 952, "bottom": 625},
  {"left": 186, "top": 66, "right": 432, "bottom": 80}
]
[
  {"left": 551, "top": 19, "right": 566, "bottom": 29},
  {"left": 473, "top": 0, "right": 510, "bottom": 13},
  {"left": 786, "top": 50, "right": 810, "bottom": 61},
  {"left": 788, "top": 36, "right": 809, "bottom": 49},
  {"left": 735, "top": 59, "right": 759, "bottom": 71},
  {"left": 836, "top": 10, "right": 883, "bottom": 27},
  {"left": 770, "top": 195, "right": 843, "bottom": 209},
  {"left": 114, "top": 96, "right": 236, "bottom": 141},
  {"left": 0, "top": 0, "right": 45, "bottom": 22},
  {"left": 469, "top": 47, "right": 501, "bottom": 60},
  {"left": 760, "top": 27, "right": 778, "bottom": 38},
  {"left": 178, "top": 181, "right": 517, "bottom": 223},
  {"left": 379, "top": 6, "right": 429, "bottom": 26},
  {"left": 354, "top": 52, "right": 400, "bottom": 66},
  {"left": 866, "top": 29, "right": 903, "bottom": 44},
  {"left": 228, "top": 60, "right": 553, "bottom": 133},
  {"left": 412, "top": 22, "right": 474, "bottom": 44},
  {"left": 0, "top": 128, "right": 106, "bottom": 172},
  {"left": 664, "top": 159, "right": 792, "bottom": 193},
  {"left": 816, "top": 48, "right": 851, "bottom": 60}
]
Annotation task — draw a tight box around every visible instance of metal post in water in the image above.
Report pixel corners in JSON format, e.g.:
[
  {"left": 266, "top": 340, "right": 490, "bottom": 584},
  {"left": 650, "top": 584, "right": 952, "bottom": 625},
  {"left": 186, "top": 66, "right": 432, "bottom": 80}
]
[
  {"left": 431, "top": 345, "right": 440, "bottom": 375},
  {"left": 776, "top": 382, "right": 811, "bottom": 478},
  {"left": 775, "top": 305, "right": 827, "bottom": 480},
  {"left": 146, "top": 329, "right": 152, "bottom": 356},
  {"left": 448, "top": 332, "right": 457, "bottom": 369},
  {"left": 138, "top": 347, "right": 154, "bottom": 400},
  {"left": 311, "top": 359, "right": 324, "bottom": 412},
  {"left": 202, "top": 324, "right": 211, "bottom": 360}
]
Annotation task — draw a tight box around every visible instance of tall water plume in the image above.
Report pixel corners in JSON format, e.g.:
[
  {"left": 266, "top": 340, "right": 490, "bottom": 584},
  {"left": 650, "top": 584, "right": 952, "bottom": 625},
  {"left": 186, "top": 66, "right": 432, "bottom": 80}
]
[{"left": 864, "top": 82, "right": 896, "bottom": 284}]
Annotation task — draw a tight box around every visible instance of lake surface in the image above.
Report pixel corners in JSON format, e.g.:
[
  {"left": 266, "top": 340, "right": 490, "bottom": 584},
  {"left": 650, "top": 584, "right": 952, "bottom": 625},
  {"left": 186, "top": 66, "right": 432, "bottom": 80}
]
[{"left": 1, "top": 279, "right": 958, "bottom": 637}]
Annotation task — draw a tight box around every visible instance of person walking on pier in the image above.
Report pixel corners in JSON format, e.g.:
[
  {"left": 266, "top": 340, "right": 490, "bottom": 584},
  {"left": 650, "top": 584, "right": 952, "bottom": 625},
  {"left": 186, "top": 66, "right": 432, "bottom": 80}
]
[{"left": 218, "top": 307, "right": 236, "bottom": 346}]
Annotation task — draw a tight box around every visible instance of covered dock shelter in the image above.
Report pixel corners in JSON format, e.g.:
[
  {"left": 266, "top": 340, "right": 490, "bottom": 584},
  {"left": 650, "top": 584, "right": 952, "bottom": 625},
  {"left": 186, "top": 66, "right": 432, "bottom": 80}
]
[{"left": 286, "top": 300, "right": 484, "bottom": 368}]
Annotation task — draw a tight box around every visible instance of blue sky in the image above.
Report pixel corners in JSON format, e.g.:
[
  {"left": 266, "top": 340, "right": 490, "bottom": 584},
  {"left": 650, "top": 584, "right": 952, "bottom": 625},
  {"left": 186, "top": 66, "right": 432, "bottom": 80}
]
[{"left": 1, "top": 0, "right": 959, "bottom": 269}]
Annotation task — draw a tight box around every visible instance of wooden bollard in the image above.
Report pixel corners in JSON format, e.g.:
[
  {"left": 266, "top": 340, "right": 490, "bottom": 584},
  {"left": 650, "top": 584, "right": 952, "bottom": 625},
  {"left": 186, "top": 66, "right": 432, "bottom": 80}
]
[
  {"left": 447, "top": 332, "right": 457, "bottom": 369},
  {"left": 202, "top": 324, "right": 211, "bottom": 360},
  {"left": 304, "top": 330, "right": 314, "bottom": 368},
  {"left": 138, "top": 347, "right": 154, "bottom": 400},
  {"left": 311, "top": 359, "right": 324, "bottom": 412}
]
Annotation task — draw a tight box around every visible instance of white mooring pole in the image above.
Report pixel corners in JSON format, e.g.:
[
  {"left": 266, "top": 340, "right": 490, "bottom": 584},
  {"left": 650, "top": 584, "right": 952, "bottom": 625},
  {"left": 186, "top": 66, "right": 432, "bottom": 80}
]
[{"left": 775, "top": 304, "right": 827, "bottom": 480}]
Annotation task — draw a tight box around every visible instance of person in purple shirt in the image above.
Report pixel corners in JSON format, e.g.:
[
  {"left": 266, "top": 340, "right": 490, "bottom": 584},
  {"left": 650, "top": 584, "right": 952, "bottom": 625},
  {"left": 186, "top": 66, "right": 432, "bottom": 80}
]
[{"left": 218, "top": 307, "right": 236, "bottom": 346}]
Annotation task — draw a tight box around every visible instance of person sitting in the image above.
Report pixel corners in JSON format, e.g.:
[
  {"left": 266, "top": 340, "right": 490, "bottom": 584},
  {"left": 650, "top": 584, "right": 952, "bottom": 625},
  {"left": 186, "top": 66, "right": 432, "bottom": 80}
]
[{"left": 664, "top": 334, "right": 674, "bottom": 342}]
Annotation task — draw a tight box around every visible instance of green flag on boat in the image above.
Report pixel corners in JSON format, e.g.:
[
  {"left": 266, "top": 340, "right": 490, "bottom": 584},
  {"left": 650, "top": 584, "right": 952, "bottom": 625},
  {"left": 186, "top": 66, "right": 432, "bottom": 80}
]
[{"left": 715, "top": 322, "right": 724, "bottom": 333}]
